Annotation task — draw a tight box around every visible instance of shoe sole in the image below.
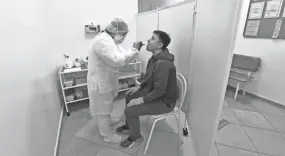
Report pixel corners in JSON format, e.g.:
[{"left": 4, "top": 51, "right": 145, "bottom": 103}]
[{"left": 120, "top": 137, "right": 144, "bottom": 149}]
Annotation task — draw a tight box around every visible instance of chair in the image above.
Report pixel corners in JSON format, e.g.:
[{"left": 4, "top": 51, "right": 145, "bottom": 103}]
[
  {"left": 143, "top": 73, "right": 187, "bottom": 155},
  {"left": 228, "top": 54, "right": 261, "bottom": 99}
]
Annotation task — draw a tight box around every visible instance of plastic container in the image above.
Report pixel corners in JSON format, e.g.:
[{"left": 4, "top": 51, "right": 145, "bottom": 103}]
[
  {"left": 82, "top": 89, "right": 88, "bottom": 97},
  {"left": 75, "top": 88, "right": 84, "bottom": 99},
  {"left": 75, "top": 77, "right": 87, "bottom": 85},
  {"left": 74, "top": 57, "right": 81, "bottom": 67},
  {"left": 64, "top": 78, "right": 74, "bottom": 87},
  {"left": 66, "top": 95, "right": 75, "bottom": 102},
  {"left": 64, "top": 55, "right": 74, "bottom": 68}
]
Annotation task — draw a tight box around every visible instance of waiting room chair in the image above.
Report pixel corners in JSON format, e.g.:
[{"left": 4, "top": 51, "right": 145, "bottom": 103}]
[
  {"left": 229, "top": 54, "right": 261, "bottom": 99},
  {"left": 144, "top": 73, "right": 187, "bottom": 155}
]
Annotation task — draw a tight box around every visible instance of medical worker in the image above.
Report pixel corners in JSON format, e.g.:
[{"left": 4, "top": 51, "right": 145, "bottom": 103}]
[{"left": 87, "top": 18, "right": 143, "bottom": 143}]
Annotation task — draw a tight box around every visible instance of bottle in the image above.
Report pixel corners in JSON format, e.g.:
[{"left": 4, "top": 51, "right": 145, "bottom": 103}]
[
  {"left": 74, "top": 57, "right": 81, "bottom": 67},
  {"left": 64, "top": 54, "right": 73, "bottom": 68}
]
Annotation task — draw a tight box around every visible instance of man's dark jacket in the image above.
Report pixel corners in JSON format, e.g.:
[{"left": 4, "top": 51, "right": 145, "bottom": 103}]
[{"left": 140, "top": 49, "right": 178, "bottom": 108}]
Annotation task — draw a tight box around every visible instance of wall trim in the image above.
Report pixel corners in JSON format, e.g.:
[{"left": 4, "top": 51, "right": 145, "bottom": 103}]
[
  {"left": 53, "top": 106, "right": 64, "bottom": 156},
  {"left": 227, "top": 85, "right": 285, "bottom": 110}
]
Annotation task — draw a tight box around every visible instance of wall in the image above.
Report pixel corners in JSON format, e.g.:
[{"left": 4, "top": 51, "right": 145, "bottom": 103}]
[
  {"left": 187, "top": 0, "right": 241, "bottom": 156},
  {"left": 138, "top": 0, "right": 184, "bottom": 13},
  {"left": 0, "top": 0, "right": 62, "bottom": 156},
  {"left": 47, "top": 0, "right": 138, "bottom": 60},
  {"left": 136, "top": 1, "right": 195, "bottom": 116},
  {"left": 230, "top": 0, "right": 285, "bottom": 105},
  {"left": 136, "top": 0, "right": 241, "bottom": 156},
  {"left": 136, "top": 1, "right": 194, "bottom": 77},
  {"left": 0, "top": 0, "right": 138, "bottom": 156}
]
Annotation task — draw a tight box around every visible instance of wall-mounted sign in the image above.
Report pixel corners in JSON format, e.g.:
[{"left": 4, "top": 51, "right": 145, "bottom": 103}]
[
  {"left": 244, "top": 0, "right": 285, "bottom": 39},
  {"left": 245, "top": 20, "right": 261, "bottom": 36},
  {"left": 264, "top": 0, "right": 283, "bottom": 18},
  {"left": 249, "top": 2, "right": 265, "bottom": 19},
  {"left": 272, "top": 19, "right": 283, "bottom": 38}
]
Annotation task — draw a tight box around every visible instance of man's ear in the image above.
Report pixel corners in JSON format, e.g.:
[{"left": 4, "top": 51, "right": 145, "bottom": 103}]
[{"left": 158, "top": 42, "right": 163, "bottom": 49}]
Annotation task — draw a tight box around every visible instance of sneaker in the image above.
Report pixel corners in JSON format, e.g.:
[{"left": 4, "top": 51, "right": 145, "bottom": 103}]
[
  {"left": 120, "top": 136, "right": 143, "bottom": 148},
  {"left": 116, "top": 124, "right": 131, "bottom": 134}
]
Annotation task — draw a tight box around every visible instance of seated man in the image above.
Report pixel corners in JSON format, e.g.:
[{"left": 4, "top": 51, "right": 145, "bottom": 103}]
[{"left": 116, "top": 30, "right": 178, "bottom": 148}]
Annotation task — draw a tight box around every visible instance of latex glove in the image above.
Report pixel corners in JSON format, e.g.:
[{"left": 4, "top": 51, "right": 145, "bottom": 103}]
[
  {"left": 126, "top": 86, "right": 140, "bottom": 95},
  {"left": 127, "top": 97, "right": 144, "bottom": 107},
  {"left": 133, "top": 41, "right": 143, "bottom": 51}
]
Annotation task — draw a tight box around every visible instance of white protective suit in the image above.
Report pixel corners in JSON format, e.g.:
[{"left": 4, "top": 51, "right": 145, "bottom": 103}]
[
  {"left": 87, "top": 32, "right": 138, "bottom": 140},
  {"left": 87, "top": 32, "right": 138, "bottom": 116}
]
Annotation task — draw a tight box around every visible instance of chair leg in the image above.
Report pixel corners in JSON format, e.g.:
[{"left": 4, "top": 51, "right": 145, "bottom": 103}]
[
  {"left": 174, "top": 114, "right": 183, "bottom": 156},
  {"left": 174, "top": 114, "right": 180, "bottom": 134},
  {"left": 242, "top": 83, "right": 247, "bottom": 95},
  {"left": 146, "top": 117, "right": 151, "bottom": 128},
  {"left": 174, "top": 114, "right": 183, "bottom": 142},
  {"left": 144, "top": 119, "right": 158, "bottom": 155},
  {"left": 234, "top": 82, "right": 240, "bottom": 100}
]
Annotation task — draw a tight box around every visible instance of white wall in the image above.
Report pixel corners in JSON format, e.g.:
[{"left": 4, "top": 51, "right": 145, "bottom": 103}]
[
  {"left": 136, "top": 12, "right": 158, "bottom": 71},
  {"left": 137, "top": 2, "right": 194, "bottom": 77},
  {"left": 46, "top": 0, "right": 138, "bottom": 59},
  {"left": 136, "top": 2, "right": 195, "bottom": 117},
  {"left": 139, "top": 0, "right": 184, "bottom": 12},
  {"left": 0, "top": 0, "right": 138, "bottom": 156},
  {"left": 230, "top": 0, "right": 285, "bottom": 105},
  {"left": 0, "top": 0, "right": 62, "bottom": 156},
  {"left": 159, "top": 2, "right": 194, "bottom": 82},
  {"left": 187, "top": 0, "right": 241, "bottom": 156}
]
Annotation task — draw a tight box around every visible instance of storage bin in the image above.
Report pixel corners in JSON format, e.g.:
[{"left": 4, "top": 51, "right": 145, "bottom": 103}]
[
  {"left": 66, "top": 94, "right": 75, "bottom": 102},
  {"left": 64, "top": 78, "right": 74, "bottom": 87},
  {"left": 75, "top": 88, "right": 84, "bottom": 99},
  {"left": 75, "top": 77, "right": 87, "bottom": 85},
  {"left": 82, "top": 89, "right": 88, "bottom": 97}
]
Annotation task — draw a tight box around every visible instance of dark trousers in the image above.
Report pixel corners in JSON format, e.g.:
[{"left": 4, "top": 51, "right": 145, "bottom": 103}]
[{"left": 124, "top": 89, "right": 173, "bottom": 138}]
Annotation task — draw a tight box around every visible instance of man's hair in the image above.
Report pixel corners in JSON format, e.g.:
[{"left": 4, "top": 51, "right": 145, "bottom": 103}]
[{"left": 153, "top": 30, "right": 171, "bottom": 49}]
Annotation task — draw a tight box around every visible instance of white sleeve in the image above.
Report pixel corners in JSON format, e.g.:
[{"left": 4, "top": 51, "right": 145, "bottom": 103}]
[
  {"left": 93, "top": 38, "right": 138, "bottom": 67},
  {"left": 118, "top": 45, "right": 139, "bottom": 64}
]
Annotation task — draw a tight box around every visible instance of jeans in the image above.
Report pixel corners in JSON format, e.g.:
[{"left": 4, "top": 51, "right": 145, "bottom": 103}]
[{"left": 124, "top": 89, "right": 173, "bottom": 138}]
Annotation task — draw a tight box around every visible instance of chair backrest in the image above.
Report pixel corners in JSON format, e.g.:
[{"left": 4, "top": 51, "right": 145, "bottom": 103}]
[
  {"left": 231, "top": 54, "right": 261, "bottom": 72},
  {"left": 176, "top": 73, "right": 187, "bottom": 111}
]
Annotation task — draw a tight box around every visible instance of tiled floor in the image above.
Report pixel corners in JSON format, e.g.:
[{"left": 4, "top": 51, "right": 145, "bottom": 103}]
[
  {"left": 217, "top": 89, "right": 285, "bottom": 156},
  {"left": 58, "top": 93, "right": 193, "bottom": 156},
  {"left": 57, "top": 89, "right": 285, "bottom": 156}
]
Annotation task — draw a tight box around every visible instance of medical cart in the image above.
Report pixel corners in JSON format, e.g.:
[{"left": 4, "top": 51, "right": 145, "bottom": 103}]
[{"left": 58, "top": 61, "right": 142, "bottom": 116}]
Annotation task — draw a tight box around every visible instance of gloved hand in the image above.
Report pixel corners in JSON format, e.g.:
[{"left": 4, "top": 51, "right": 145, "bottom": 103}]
[
  {"left": 127, "top": 97, "right": 144, "bottom": 107},
  {"left": 133, "top": 41, "right": 143, "bottom": 51},
  {"left": 126, "top": 86, "right": 140, "bottom": 95}
]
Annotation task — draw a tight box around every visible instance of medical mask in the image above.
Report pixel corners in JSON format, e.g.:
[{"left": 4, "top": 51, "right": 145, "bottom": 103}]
[{"left": 114, "top": 34, "right": 124, "bottom": 44}]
